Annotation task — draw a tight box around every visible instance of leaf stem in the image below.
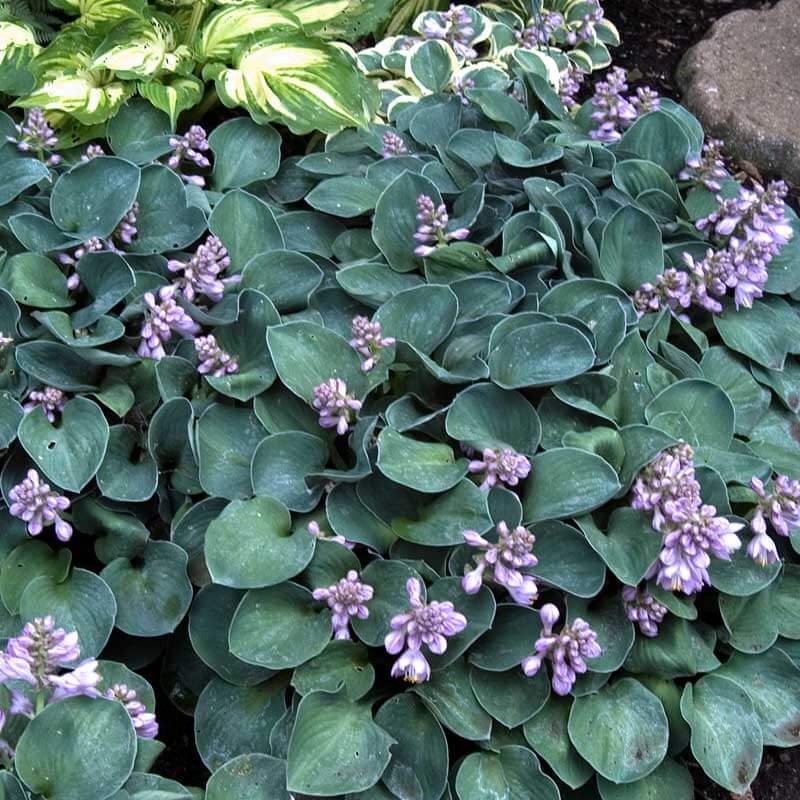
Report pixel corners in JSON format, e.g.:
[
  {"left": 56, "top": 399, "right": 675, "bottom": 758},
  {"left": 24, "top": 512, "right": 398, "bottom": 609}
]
[{"left": 185, "top": 0, "right": 209, "bottom": 45}]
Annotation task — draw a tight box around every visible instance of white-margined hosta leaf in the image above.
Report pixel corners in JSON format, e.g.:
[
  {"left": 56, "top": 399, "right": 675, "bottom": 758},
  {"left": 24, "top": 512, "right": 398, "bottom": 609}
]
[
  {"left": 73, "top": 0, "right": 146, "bottom": 30},
  {"left": 91, "top": 11, "right": 178, "bottom": 79},
  {"left": 271, "top": 0, "right": 395, "bottom": 40},
  {"left": 203, "top": 33, "right": 380, "bottom": 135},
  {"left": 0, "top": 23, "right": 40, "bottom": 95},
  {"left": 193, "top": 5, "right": 302, "bottom": 63}
]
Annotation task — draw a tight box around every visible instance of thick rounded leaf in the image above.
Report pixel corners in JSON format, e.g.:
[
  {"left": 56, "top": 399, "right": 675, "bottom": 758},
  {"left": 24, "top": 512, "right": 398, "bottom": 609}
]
[
  {"left": 206, "top": 754, "right": 289, "bottom": 800},
  {"left": 455, "top": 746, "right": 559, "bottom": 800},
  {"left": 377, "top": 428, "right": 467, "bottom": 493},
  {"left": 268, "top": 321, "right": 368, "bottom": 403},
  {"left": 209, "top": 118, "right": 282, "bottom": 189},
  {"left": 291, "top": 639, "right": 375, "bottom": 701},
  {"left": 489, "top": 323, "right": 595, "bottom": 388},
  {"left": 229, "top": 582, "right": 331, "bottom": 669},
  {"left": 197, "top": 404, "right": 265, "bottom": 500},
  {"left": 19, "top": 568, "right": 115, "bottom": 661},
  {"left": 714, "top": 649, "right": 800, "bottom": 747},
  {"left": 287, "top": 690, "right": 394, "bottom": 795},
  {"left": 128, "top": 165, "right": 207, "bottom": 253},
  {"left": 188, "top": 585, "right": 273, "bottom": 687},
  {"left": 106, "top": 98, "right": 172, "bottom": 164},
  {"left": 0, "top": 253, "right": 72, "bottom": 309},
  {"left": 523, "top": 448, "right": 621, "bottom": 522},
  {"left": 0, "top": 159, "right": 49, "bottom": 205},
  {"left": 680, "top": 674, "right": 763, "bottom": 794},
  {"left": 468, "top": 604, "right": 539, "bottom": 672},
  {"left": 195, "top": 676, "right": 287, "bottom": 771},
  {"left": 50, "top": 157, "right": 140, "bottom": 239},
  {"left": 646, "top": 379, "right": 734, "bottom": 449},
  {"left": 351, "top": 560, "right": 422, "bottom": 647},
  {"left": 523, "top": 695, "right": 594, "bottom": 789},
  {"left": 446, "top": 383, "right": 541, "bottom": 454},
  {"left": 0, "top": 540, "right": 71, "bottom": 614},
  {"left": 568, "top": 595, "right": 636, "bottom": 673},
  {"left": 412, "top": 657, "right": 492, "bottom": 741},
  {"left": 205, "top": 496, "right": 315, "bottom": 588},
  {"left": 598, "top": 206, "right": 664, "bottom": 291},
  {"left": 624, "top": 617, "right": 719, "bottom": 678},
  {"left": 470, "top": 666, "right": 550, "bottom": 729},
  {"left": 306, "top": 176, "right": 381, "bottom": 218},
  {"left": 241, "top": 250, "right": 323, "bottom": 312},
  {"left": 709, "top": 545, "right": 781, "bottom": 596},
  {"left": 208, "top": 189, "right": 284, "bottom": 270},
  {"left": 0, "top": 393, "right": 22, "bottom": 449},
  {"left": 372, "top": 171, "right": 442, "bottom": 272},
  {"left": 597, "top": 758, "right": 694, "bottom": 800},
  {"left": 375, "top": 694, "right": 448, "bottom": 800},
  {"left": 375, "top": 284, "right": 458, "bottom": 355},
  {"left": 19, "top": 397, "right": 109, "bottom": 492},
  {"left": 568, "top": 678, "right": 669, "bottom": 783},
  {"left": 16, "top": 696, "right": 136, "bottom": 800},
  {"left": 326, "top": 483, "right": 397, "bottom": 554},
  {"left": 531, "top": 521, "right": 606, "bottom": 598},
  {"left": 205, "top": 290, "right": 279, "bottom": 402},
  {"left": 96, "top": 424, "right": 158, "bottom": 502},
  {"left": 251, "top": 432, "right": 328, "bottom": 512},
  {"left": 100, "top": 541, "right": 192, "bottom": 637}
]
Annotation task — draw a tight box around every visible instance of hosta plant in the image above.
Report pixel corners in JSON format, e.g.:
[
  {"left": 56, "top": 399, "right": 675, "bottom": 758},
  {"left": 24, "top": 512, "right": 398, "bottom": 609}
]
[
  {"left": 361, "top": 0, "right": 618, "bottom": 121},
  {"left": 0, "top": 53, "right": 798, "bottom": 800},
  {"left": 0, "top": 0, "right": 387, "bottom": 137}
]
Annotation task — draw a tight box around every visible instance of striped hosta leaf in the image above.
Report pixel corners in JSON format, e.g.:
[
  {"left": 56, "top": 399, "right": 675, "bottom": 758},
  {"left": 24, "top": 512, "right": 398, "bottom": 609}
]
[
  {"left": 203, "top": 32, "right": 379, "bottom": 135},
  {"left": 138, "top": 73, "right": 204, "bottom": 128}
]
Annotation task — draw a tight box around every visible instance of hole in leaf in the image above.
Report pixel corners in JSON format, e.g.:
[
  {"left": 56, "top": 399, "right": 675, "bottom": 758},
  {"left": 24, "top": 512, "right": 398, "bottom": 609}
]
[{"left": 47, "top": 441, "right": 57, "bottom": 450}]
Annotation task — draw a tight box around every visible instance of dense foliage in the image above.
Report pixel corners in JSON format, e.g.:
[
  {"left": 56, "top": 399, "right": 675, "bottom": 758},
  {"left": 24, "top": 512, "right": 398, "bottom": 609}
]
[{"left": 0, "top": 3, "right": 799, "bottom": 799}]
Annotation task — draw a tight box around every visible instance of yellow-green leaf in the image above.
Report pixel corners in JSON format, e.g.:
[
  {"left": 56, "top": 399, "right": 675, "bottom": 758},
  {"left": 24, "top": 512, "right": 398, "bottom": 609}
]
[{"left": 91, "top": 12, "right": 178, "bottom": 79}]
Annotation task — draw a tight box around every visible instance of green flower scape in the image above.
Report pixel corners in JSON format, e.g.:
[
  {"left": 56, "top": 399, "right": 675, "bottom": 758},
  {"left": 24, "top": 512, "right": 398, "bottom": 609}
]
[{"left": 0, "top": 3, "right": 798, "bottom": 800}]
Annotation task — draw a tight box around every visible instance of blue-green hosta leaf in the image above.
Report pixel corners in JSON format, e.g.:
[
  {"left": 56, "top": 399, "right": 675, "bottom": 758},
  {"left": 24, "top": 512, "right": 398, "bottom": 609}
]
[
  {"left": 0, "top": 158, "right": 49, "bottom": 206},
  {"left": 292, "top": 639, "right": 374, "bottom": 701},
  {"left": 287, "top": 689, "right": 394, "bottom": 796},
  {"left": 106, "top": 97, "right": 172, "bottom": 164},
  {"left": 597, "top": 205, "right": 664, "bottom": 291},
  {"left": 0, "top": 252, "right": 72, "bottom": 309},
  {"left": 680, "top": 674, "right": 763, "bottom": 794},
  {"left": 206, "top": 754, "right": 289, "bottom": 800},
  {"left": 15, "top": 697, "right": 136, "bottom": 800},
  {"left": 208, "top": 117, "right": 282, "bottom": 189},
  {"left": 137, "top": 74, "right": 204, "bottom": 129},
  {"left": 568, "top": 678, "right": 669, "bottom": 784},
  {"left": 194, "top": 5, "right": 302, "bottom": 62},
  {"left": 406, "top": 39, "right": 458, "bottom": 94},
  {"left": 91, "top": 11, "right": 178, "bottom": 79},
  {"left": 455, "top": 746, "right": 559, "bottom": 800},
  {"left": 597, "top": 758, "right": 694, "bottom": 800},
  {"left": 203, "top": 32, "right": 380, "bottom": 135}
]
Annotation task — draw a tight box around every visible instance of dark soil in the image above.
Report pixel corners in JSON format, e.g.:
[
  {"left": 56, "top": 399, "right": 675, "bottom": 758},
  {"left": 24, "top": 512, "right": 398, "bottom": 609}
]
[
  {"left": 602, "top": 0, "right": 777, "bottom": 96},
  {"left": 690, "top": 747, "right": 800, "bottom": 800}
]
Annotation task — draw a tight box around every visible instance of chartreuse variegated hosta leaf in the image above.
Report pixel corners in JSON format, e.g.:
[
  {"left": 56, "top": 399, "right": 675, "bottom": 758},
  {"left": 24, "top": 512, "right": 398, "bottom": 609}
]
[
  {"left": 0, "top": 22, "right": 39, "bottom": 95},
  {"left": 137, "top": 74, "right": 205, "bottom": 130},
  {"left": 17, "top": 31, "right": 133, "bottom": 124},
  {"left": 272, "top": 0, "right": 395, "bottom": 39},
  {"left": 203, "top": 32, "right": 380, "bottom": 135},
  {"left": 69, "top": 0, "right": 147, "bottom": 30}
]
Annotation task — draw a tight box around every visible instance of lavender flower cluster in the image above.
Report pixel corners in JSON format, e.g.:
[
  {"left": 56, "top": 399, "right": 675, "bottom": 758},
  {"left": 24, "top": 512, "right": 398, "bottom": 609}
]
[
  {"left": 23, "top": 386, "right": 66, "bottom": 423},
  {"left": 635, "top": 179, "right": 793, "bottom": 314},
  {"left": 312, "top": 378, "right": 362, "bottom": 435},
  {"left": 467, "top": 447, "right": 531, "bottom": 491},
  {"left": 521, "top": 604, "right": 601, "bottom": 695},
  {"left": 622, "top": 586, "right": 667, "bottom": 637},
  {"left": 167, "top": 125, "right": 211, "bottom": 186},
  {"left": 7, "top": 108, "right": 61, "bottom": 167},
  {"left": 313, "top": 571, "right": 373, "bottom": 640},
  {"left": 631, "top": 443, "right": 743, "bottom": 594},
  {"left": 420, "top": 5, "right": 478, "bottom": 60},
  {"left": 413, "top": 194, "right": 470, "bottom": 257},
  {"left": 349, "top": 316, "right": 395, "bottom": 372},
  {"left": 8, "top": 469, "right": 72, "bottom": 541},
  {"left": 589, "top": 67, "right": 660, "bottom": 144},
  {"left": 0, "top": 617, "right": 157, "bottom": 741},
  {"left": 748, "top": 475, "right": 800, "bottom": 565}
]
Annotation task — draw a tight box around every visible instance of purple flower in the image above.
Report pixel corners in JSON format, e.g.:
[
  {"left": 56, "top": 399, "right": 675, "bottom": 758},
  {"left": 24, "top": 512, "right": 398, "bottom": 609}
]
[
  {"left": 0, "top": 617, "right": 80, "bottom": 690},
  {"left": 462, "top": 521, "right": 538, "bottom": 604},
  {"left": 622, "top": 586, "right": 667, "bottom": 637},
  {"left": 631, "top": 442, "right": 699, "bottom": 531},
  {"left": 652, "top": 504, "right": 743, "bottom": 594},
  {"left": 137, "top": 286, "right": 201, "bottom": 361},
  {"left": 382, "top": 131, "right": 408, "bottom": 158},
  {"left": 105, "top": 684, "right": 158, "bottom": 739},
  {"left": 516, "top": 12, "right": 564, "bottom": 48},
  {"left": 313, "top": 570, "right": 373, "bottom": 640},
  {"left": 349, "top": 316, "right": 395, "bottom": 372},
  {"left": 452, "top": 75, "right": 475, "bottom": 105},
  {"left": 166, "top": 234, "right": 238, "bottom": 304},
  {"left": 631, "top": 86, "right": 661, "bottom": 115},
  {"left": 8, "top": 469, "right": 72, "bottom": 541},
  {"left": 559, "top": 65, "right": 585, "bottom": 111},
  {"left": 81, "top": 144, "right": 105, "bottom": 162},
  {"left": 307, "top": 520, "right": 354, "bottom": 550},
  {"left": 167, "top": 125, "right": 210, "bottom": 186},
  {"left": 48, "top": 659, "right": 102, "bottom": 702},
  {"left": 679, "top": 139, "right": 727, "bottom": 192},
  {"left": 588, "top": 67, "right": 640, "bottom": 143},
  {"left": 468, "top": 447, "right": 531, "bottom": 491},
  {"left": 420, "top": 5, "right": 478, "bottom": 61},
  {"left": 413, "top": 194, "right": 470, "bottom": 257},
  {"left": 747, "top": 530, "right": 779, "bottom": 567},
  {"left": 194, "top": 334, "right": 238, "bottom": 377},
  {"left": 115, "top": 202, "right": 139, "bottom": 246},
  {"left": 385, "top": 578, "right": 467, "bottom": 683},
  {"left": 746, "top": 474, "right": 800, "bottom": 565},
  {"left": 312, "top": 378, "right": 362, "bottom": 436},
  {"left": 58, "top": 202, "right": 138, "bottom": 268},
  {"left": 8, "top": 108, "right": 61, "bottom": 166},
  {"left": 521, "top": 604, "right": 601, "bottom": 695},
  {"left": 565, "top": 0, "right": 604, "bottom": 44},
  {"left": 58, "top": 236, "right": 104, "bottom": 268},
  {"left": 23, "top": 386, "right": 67, "bottom": 423}
]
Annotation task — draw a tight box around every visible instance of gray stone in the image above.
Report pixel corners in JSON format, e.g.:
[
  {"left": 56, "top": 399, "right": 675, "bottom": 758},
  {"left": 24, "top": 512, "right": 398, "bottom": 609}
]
[{"left": 676, "top": 0, "right": 800, "bottom": 185}]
